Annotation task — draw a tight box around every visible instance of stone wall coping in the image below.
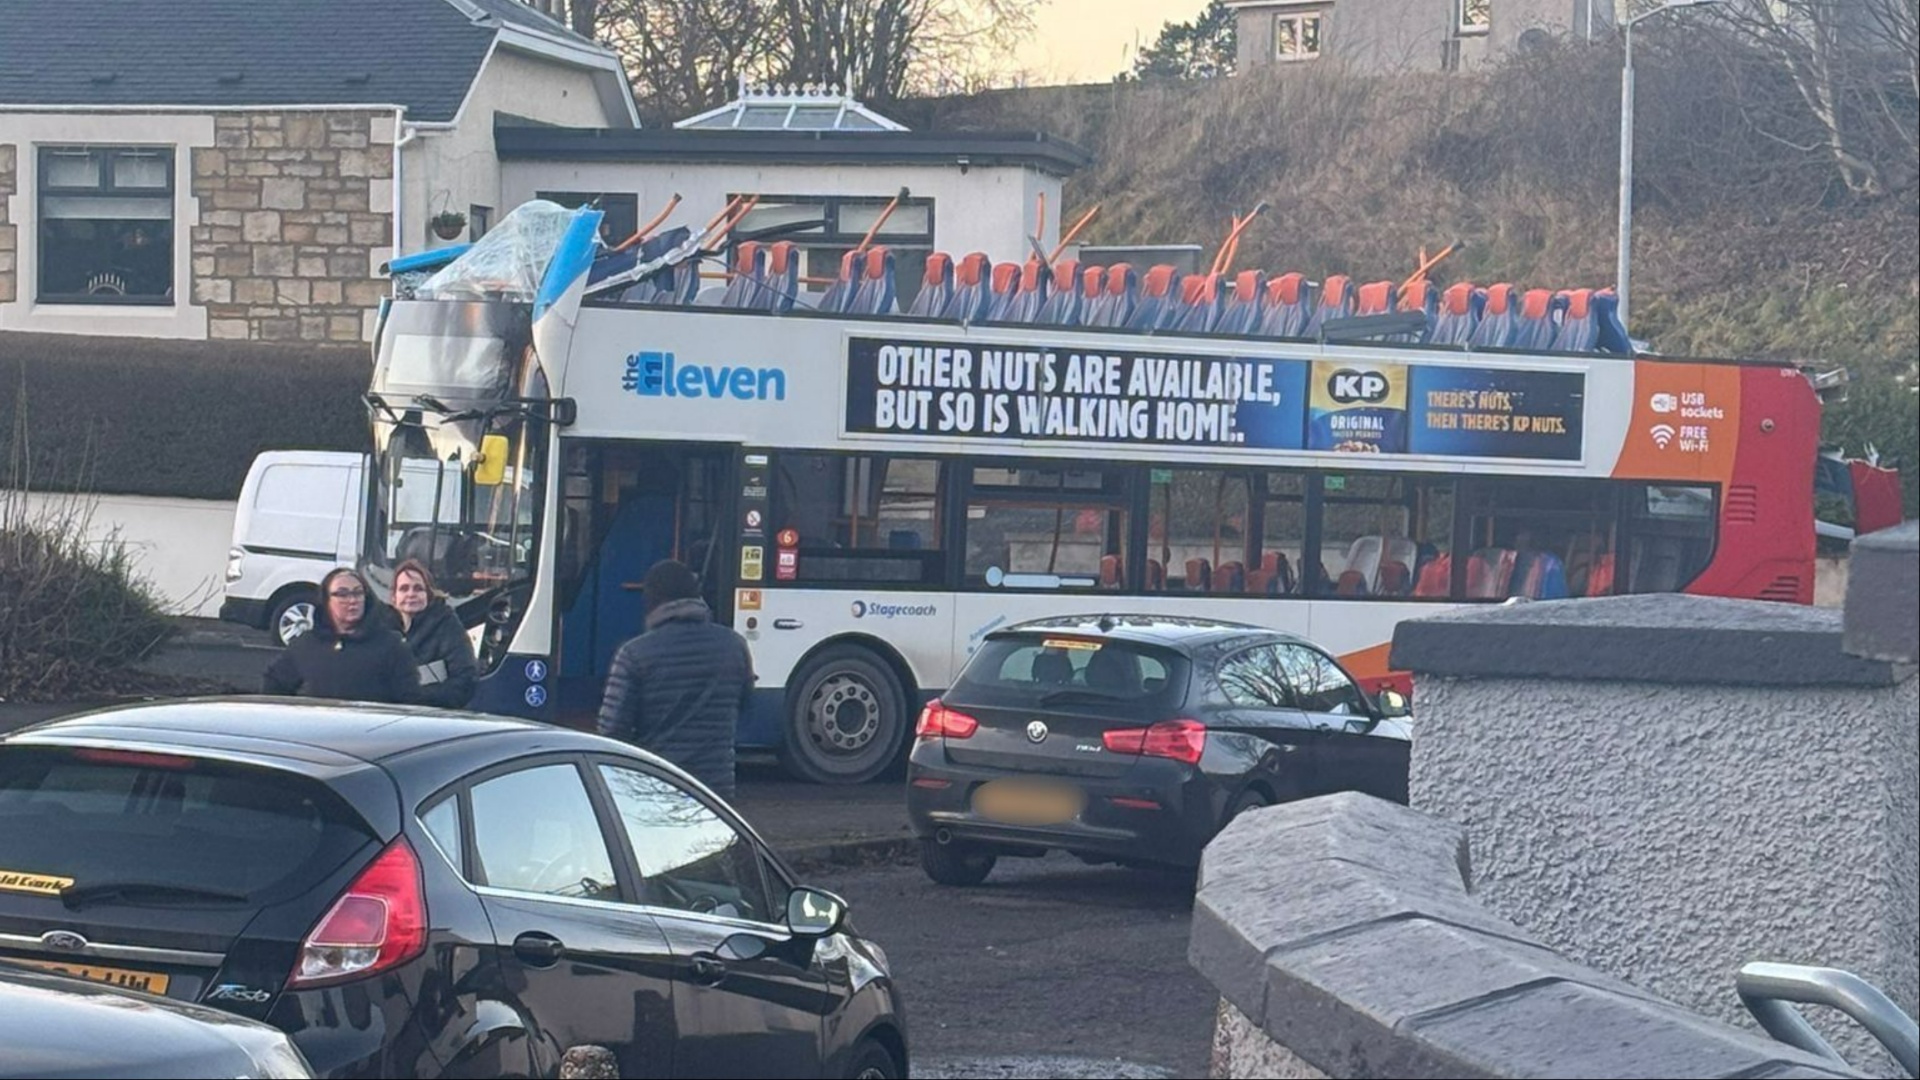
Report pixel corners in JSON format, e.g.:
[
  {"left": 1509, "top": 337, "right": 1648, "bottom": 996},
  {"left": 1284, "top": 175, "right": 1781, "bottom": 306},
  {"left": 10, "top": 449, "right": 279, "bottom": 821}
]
[
  {"left": 1845, "top": 521, "right": 1918, "bottom": 665},
  {"left": 1189, "top": 792, "right": 1870, "bottom": 1079},
  {"left": 1388, "top": 593, "right": 1912, "bottom": 687}
]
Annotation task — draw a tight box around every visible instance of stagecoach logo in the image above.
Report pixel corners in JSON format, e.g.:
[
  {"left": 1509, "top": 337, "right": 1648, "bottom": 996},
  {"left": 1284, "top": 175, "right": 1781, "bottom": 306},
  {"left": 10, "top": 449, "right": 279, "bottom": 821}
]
[
  {"left": 1325, "top": 369, "right": 1392, "bottom": 404},
  {"left": 40, "top": 930, "right": 88, "bottom": 953},
  {"left": 1026, "top": 720, "right": 1049, "bottom": 744},
  {"left": 850, "top": 600, "right": 937, "bottom": 619}
]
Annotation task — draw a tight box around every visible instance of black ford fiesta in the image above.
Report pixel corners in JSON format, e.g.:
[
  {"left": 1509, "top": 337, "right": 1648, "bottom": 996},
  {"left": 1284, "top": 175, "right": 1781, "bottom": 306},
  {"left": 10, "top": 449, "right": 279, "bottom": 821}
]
[
  {"left": 906, "top": 615, "right": 1412, "bottom": 885},
  {"left": 0, "top": 700, "right": 906, "bottom": 1079}
]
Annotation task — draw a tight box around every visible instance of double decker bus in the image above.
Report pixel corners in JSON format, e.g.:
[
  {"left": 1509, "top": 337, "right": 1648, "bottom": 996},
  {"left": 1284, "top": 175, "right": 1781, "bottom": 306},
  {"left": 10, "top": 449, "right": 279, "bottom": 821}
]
[{"left": 364, "top": 202, "right": 1822, "bottom": 784}]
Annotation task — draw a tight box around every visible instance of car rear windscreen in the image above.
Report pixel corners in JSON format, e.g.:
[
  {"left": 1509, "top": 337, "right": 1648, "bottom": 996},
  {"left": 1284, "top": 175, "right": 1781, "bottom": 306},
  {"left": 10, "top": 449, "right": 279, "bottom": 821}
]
[
  {"left": 949, "top": 635, "right": 1189, "bottom": 718},
  {"left": 0, "top": 748, "right": 378, "bottom": 904}
]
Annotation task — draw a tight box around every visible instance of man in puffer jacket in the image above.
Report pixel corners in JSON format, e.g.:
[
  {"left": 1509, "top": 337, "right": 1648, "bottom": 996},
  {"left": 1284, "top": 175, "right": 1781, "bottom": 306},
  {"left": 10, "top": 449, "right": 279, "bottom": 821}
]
[{"left": 596, "top": 560, "right": 756, "bottom": 799}]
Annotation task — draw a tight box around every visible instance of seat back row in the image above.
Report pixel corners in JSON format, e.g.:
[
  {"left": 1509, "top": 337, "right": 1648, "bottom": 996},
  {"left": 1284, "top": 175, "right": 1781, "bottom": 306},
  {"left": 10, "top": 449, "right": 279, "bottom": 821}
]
[{"left": 604, "top": 241, "right": 1633, "bottom": 354}]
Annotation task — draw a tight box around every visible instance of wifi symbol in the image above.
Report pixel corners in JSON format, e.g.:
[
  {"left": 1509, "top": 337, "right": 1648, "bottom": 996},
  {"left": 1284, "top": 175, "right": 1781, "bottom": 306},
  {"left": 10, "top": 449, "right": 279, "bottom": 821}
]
[{"left": 1650, "top": 424, "right": 1677, "bottom": 449}]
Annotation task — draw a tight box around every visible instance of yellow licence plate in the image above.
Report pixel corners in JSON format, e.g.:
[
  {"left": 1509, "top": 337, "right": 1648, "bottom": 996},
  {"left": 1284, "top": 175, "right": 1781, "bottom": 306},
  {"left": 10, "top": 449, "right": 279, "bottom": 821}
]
[
  {"left": 10, "top": 957, "right": 171, "bottom": 996},
  {"left": 973, "top": 781, "right": 1084, "bottom": 826}
]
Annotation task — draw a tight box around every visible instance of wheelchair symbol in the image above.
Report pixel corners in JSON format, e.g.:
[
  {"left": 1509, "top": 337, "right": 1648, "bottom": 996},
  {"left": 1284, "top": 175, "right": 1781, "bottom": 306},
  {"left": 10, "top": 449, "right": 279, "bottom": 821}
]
[{"left": 524, "top": 685, "right": 548, "bottom": 708}]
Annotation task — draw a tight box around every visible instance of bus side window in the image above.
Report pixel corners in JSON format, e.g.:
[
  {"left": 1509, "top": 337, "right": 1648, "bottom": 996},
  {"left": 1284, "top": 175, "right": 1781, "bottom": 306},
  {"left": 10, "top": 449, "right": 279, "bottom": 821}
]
[
  {"left": 1624, "top": 485, "right": 1715, "bottom": 595},
  {"left": 1152, "top": 469, "right": 1253, "bottom": 595},
  {"left": 1260, "top": 472, "right": 1308, "bottom": 596},
  {"left": 1315, "top": 474, "right": 1447, "bottom": 599},
  {"left": 770, "top": 453, "right": 945, "bottom": 585},
  {"left": 1460, "top": 478, "right": 1621, "bottom": 601}
]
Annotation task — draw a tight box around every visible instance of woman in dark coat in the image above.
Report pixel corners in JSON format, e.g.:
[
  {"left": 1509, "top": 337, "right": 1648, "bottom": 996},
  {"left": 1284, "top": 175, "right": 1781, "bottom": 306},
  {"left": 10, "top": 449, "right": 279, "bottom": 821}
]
[
  {"left": 264, "top": 567, "right": 421, "bottom": 703},
  {"left": 392, "top": 559, "right": 477, "bottom": 709}
]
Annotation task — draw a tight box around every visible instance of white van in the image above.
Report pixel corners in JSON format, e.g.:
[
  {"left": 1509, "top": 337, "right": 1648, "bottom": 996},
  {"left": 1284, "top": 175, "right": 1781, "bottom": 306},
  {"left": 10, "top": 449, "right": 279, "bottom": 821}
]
[{"left": 220, "top": 451, "right": 366, "bottom": 645}]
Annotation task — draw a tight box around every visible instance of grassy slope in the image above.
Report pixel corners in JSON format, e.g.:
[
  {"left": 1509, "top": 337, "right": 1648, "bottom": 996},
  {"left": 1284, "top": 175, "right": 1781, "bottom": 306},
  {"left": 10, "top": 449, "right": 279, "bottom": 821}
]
[{"left": 898, "top": 44, "right": 1918, "bottom": 509}]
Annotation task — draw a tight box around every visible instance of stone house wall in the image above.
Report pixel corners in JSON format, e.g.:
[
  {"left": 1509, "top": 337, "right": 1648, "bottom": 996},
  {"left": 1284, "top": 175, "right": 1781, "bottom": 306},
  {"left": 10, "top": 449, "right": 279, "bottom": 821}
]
[{"left": 191, "top": 110, "right": 396, "bottom": 342}]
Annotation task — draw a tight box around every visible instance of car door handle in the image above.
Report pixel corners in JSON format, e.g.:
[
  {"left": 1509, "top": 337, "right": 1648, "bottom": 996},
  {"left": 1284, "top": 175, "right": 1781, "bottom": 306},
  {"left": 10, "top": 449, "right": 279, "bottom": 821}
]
[
  {"left": 512, "top": 932, "right": 565, "bottom": 968},
  {"left": 772, "top": 618, "right": 803, "bottom": 630},
  {"left": 689, "top": 953, "right": 728, "bottom": 986}
]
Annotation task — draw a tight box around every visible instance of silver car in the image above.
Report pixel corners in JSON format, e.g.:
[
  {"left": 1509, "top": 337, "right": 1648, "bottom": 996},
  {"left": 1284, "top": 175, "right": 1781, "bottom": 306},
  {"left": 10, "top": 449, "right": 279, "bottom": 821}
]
[{"left": 0, "top": 962, "right": 313, "bottom": 1079}]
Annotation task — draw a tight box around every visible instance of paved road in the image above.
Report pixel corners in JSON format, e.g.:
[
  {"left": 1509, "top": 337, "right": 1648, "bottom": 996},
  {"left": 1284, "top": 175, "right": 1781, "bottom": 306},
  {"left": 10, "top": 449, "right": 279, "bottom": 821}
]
[
  {"left": 2, "top": 617, "right": 1219, "bottom": 1078},
  {"left": 810, "top": 852, "right": 1215, "bottom": 1079}
]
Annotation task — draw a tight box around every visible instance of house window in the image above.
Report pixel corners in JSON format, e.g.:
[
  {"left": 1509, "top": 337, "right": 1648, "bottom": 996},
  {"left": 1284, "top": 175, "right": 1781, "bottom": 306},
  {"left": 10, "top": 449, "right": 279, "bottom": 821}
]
[
  {"left": 37, "top": 146, "right": 175, "bottom": 306},
  {"left": 536, "top": 191, "right": 639, "bottom": 246},
  {"left": 1275, "top": 13, "right": 1324, "bottom": 60},
  {"left": 1459, "top": 0, "right": 1491, "bottom": 34},
  {"left": 730, "top": 194, "right": 937, "bottom": 309},
  {"left": 469, "top": 204, "right": 492, "bottom": 241}
]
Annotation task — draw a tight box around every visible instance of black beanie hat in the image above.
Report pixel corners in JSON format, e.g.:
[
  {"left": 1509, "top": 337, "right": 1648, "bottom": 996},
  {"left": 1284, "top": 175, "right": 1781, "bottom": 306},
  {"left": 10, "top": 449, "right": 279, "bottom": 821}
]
[{"left": 643, "top": 559, "right": 701, "bottom": 605}]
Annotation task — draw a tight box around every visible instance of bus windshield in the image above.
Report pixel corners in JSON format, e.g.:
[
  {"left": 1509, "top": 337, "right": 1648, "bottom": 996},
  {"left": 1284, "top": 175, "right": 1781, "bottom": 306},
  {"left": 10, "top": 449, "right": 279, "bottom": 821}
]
[{"left": 363, "top": 411, "right": 546, "bottom": 606}]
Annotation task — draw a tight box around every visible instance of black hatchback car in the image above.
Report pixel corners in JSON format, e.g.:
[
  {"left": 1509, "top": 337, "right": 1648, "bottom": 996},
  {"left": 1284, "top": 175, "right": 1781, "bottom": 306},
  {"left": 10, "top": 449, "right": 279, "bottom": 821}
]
[
  {"left": 906, "top": 615, "right": 1412, "bottom": 885},
  {"left": 0, "top": 699, "right": 906, "bottom": 1079}
]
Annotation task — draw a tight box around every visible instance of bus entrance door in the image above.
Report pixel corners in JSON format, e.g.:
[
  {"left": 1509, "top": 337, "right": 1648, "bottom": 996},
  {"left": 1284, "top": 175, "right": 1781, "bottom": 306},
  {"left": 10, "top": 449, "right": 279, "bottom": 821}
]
[{"left": 555, "top": 444, "right": 735, "bottom": 727}]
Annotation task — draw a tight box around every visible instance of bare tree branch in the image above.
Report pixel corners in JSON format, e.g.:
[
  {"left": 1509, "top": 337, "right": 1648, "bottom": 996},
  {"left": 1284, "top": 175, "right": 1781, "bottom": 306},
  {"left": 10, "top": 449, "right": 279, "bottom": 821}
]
[{"left": 1711, "top": 0, "right": 1916, "bottom": 196}]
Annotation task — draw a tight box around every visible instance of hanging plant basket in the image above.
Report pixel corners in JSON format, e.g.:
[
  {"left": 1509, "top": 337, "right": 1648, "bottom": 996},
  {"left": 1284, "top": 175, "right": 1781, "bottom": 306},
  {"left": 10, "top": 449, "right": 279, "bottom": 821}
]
[{"left": 430, "top": 211, "right": 468, "bottom": 241}]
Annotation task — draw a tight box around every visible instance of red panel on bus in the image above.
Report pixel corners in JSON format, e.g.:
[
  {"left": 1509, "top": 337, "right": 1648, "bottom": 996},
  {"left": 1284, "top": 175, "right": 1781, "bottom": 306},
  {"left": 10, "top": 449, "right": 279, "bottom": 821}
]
[{"left": 1681, "top": 365, "right": 1818, "bottom": 604}]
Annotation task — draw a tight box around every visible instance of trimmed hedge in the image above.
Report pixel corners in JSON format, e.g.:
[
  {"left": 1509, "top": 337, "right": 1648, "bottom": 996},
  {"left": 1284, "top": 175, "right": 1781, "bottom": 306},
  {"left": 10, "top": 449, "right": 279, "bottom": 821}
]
[{"left": 0, "top": 331, "right": 371, "bottom": 501}]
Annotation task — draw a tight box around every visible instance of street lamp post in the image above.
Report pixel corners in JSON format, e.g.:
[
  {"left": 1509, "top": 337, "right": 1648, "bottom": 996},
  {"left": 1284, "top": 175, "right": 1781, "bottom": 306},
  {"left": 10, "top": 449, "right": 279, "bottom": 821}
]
[{"left": 1616, "top": 0, "right": 1717, "bottom": 335}]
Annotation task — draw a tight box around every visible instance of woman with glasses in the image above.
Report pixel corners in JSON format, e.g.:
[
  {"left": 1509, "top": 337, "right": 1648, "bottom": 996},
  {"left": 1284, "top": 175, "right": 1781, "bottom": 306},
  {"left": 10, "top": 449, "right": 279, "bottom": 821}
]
[
  {"left": 263, "top": 567, "right": 422, "bottom": 703},
  {"left": 391, "top": 558, "right": 477, "bottom": 709}
]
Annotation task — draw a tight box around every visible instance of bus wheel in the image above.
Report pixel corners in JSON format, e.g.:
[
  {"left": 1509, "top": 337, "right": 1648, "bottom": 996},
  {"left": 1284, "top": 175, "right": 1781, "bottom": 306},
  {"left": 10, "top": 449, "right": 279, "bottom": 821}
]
[{"left": 778, "top": 645, "right": 909, "bottom": 785}]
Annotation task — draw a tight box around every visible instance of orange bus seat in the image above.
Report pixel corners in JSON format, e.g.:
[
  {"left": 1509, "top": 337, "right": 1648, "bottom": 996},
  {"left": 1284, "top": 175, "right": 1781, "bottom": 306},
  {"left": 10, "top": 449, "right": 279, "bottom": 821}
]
[{"left": 1185, "top": 558, "right": 1212, "bottom": 591}]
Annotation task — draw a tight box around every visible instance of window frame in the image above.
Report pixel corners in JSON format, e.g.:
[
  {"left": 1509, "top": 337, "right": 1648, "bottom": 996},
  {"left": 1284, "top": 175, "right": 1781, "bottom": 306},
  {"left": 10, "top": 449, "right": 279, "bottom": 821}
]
[
  {"left": 535, "top": 190, "right": 640, "bottom": 247},
  {"left": 1274, "top": 12, "right": 1325, "bottom": 60},
  {"left": 1269, "top": 642, "right": 1371, "bottom": 717},
  {"left": 424, "top": 753, "right": 641, "bottom": 908},
  {"left": 36, "top": 144, "right": 178, "bottom": 307},
  {"left": 585, "top": 754, "right": 791, "bottom": 934},
  {"left": 728, "top": 193, "right": 936, "bottom": 249},
  {"left": 770, "top": 450, "right": 951, "bottom": 589},
  {"left": 962, "top": 460, "right": 1136, "bottom": 591},
  {"left": 1458, "top": 0, "right": 1492, "bottom": 35},
  {"left": 1215, "top": 643, "right": 1300, "bottom": 710},
  {"left": 730, "top": 194, "right": 938, "bottom": 308}
]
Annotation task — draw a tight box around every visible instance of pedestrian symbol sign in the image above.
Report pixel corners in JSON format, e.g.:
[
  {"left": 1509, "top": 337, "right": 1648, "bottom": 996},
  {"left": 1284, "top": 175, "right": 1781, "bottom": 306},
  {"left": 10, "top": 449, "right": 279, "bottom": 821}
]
[{"left": 525, "top": 659, "right": 548, "bottom": 683}]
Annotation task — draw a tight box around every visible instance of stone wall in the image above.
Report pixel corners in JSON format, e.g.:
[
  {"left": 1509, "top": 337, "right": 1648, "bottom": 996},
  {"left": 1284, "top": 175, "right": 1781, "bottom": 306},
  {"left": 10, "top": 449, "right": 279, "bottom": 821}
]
[
  {"left": 1391, "top": 594, "right": 1918, "bottom": 1078},
  {"left": 1189, "top": 793, "right": 1866, "bottom": 1079},
  {"left": 190, "top": 110, "right": 395, "bottom": 342},
  {"left": 0, "top": 142, "right": 15, "bottom": 304}
]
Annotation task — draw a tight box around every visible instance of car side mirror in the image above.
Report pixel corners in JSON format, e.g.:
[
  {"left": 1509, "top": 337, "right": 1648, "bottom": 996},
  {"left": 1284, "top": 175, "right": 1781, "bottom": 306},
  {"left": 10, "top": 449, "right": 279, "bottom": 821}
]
[
  {"left": 1375, "top": 689, "right": 1411, "bottom": 718},
  {"left": 786, "top": 886, "right": 848, "bottom": 938}
]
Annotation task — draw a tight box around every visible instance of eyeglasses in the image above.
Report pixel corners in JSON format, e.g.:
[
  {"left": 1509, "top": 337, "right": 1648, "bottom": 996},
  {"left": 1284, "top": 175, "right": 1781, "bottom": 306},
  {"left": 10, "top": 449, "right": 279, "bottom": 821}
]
[{"left": 328, "top": 588, "right": 367, "bottom": 600}]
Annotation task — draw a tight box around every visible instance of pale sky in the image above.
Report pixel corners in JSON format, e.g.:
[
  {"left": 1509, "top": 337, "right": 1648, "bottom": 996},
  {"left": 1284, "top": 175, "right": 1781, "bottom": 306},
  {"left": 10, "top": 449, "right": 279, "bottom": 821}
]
[{"left": 1011, "top": 0, "right": 1204, "bottom": 85}]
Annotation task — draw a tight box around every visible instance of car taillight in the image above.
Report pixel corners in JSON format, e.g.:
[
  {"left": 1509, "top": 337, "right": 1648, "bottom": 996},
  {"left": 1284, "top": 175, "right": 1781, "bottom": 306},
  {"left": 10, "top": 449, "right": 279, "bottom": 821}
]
[
  {"left": 289, "top": 838, "right": 426, "bottom": 989},
  {"left": 915, "top": 699, "right": 978, "bottom": 739},
  {"left": 1102, "top": 719, "right": 1207, "bottom": 765}
]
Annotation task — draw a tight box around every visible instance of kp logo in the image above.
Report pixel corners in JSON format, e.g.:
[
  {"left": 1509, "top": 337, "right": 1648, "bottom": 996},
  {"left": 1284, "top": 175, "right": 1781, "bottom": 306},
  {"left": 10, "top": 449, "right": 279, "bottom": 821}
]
[{"left": 1326, "top": 369, "right": 1392, "bottom": 404}]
